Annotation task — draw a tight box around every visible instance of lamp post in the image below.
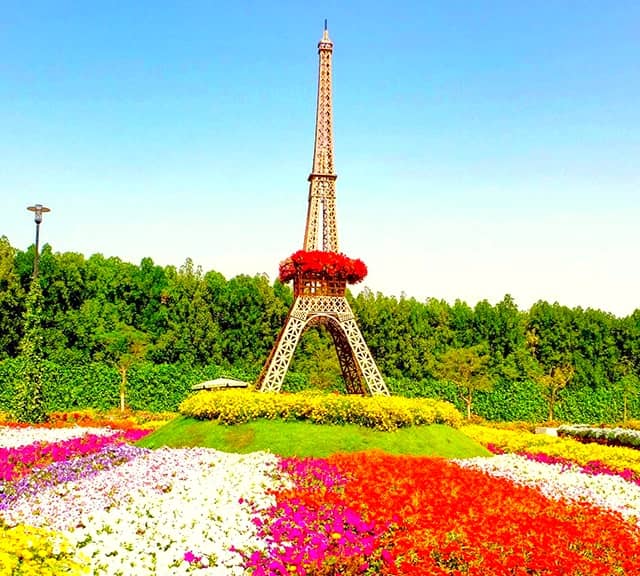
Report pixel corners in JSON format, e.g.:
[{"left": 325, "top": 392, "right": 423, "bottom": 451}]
[{"left": 26, "top": 204, "right": 50, "bottom": 278}]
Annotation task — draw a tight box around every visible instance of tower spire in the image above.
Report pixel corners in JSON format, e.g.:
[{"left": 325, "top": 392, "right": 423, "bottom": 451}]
[{"left": 303, "top": 23, "right": 338, "bottom": 253}]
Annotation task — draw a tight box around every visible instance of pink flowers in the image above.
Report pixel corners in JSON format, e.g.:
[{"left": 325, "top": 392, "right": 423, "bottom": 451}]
[
  {"left": 183, "top": 551, "right": 198, "bottom": 563},
  {"left": 0, "top": 428, "right": 149, "bottom": 481},
  {"left": 183, "top": 550, "right": 210, "bottom": 568}
]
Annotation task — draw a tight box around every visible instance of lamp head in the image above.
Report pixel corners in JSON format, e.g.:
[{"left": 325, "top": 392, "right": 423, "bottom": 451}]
[{"left": 27, "top": 204, "right": 51, "bottom": 224}]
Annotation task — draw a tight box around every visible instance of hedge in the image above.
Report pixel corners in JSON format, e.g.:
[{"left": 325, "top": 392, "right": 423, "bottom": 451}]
[
  {"left": 2, "top": 358, "right": 638, "bottom": 424},
  {"left": 0, "top": 359, "right": 247, "bottom": 414}
]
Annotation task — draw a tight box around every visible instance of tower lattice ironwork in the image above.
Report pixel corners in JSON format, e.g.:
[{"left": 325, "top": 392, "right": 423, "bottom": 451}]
[{"left": 256, "top": 25, "right": 389, "bottom": 396}]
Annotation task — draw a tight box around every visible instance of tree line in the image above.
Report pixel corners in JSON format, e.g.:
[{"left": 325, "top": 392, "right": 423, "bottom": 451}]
[{"left": 1, "top": 235, "right": 639, "bottom": 421}]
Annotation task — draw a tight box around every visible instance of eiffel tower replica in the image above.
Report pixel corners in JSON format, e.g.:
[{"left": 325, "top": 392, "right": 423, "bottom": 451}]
[{"left": 256, "top": 23, "right": 389, "bottom": 396}]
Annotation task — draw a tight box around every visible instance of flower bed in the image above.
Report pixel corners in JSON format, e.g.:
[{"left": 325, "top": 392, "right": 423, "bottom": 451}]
[
  {"left": 455, "top": 452, "right": 640, "bottom": 523},
  {"left": 4, "top": 449, "right": 279, "bottom": 575},
  {"left": 517, "top": 450, "right": 640, "bottom": 485},
  {"left": 0, "top": 426, "right": 149, "bottom": 482},
  {"left": 4, "top": 425, "right": 640, "bottom": 575},
  {"left": 558, "top": 424, "right": 640, "bottom": 449},
  {"left": 251, "top": 452, "right": 640, "bottom": 574},
  {"left": 0, "top": 425, "right": 116, "bottom": 449},
  {"left": 278, "top": 250, "right": 367, "bottom": 284},
  {"left": 0, "top": 521, "right": 87, "bottom": 575},
  {"left": 462, "top": 424, "right": 640, "bottom": 476}
]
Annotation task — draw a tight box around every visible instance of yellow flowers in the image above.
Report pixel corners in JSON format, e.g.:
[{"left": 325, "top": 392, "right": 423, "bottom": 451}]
[
  {"left": 462, "top": 424, "right": 640, "bottom": 475},
  {"left": 0, "top": 522, "right": 88, "bottom": 576},
  {"left": 179, "top": 390, "right": 462, "bottom": 431}
]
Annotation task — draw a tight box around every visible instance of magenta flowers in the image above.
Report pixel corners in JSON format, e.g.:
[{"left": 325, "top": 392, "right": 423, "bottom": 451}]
[
  {"left": 0, "top": 428, "right": 148, "bottom": 482},
  {"left": 244, "top": 457, "right": 388, "bottom": 575}
]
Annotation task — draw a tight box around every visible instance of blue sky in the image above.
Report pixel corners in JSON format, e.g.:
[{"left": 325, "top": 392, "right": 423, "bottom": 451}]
[{"left": 2, "top": 1, "right": 639, "bottom": 317}]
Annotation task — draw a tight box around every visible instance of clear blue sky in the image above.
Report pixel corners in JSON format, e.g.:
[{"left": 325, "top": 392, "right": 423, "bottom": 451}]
[{"left": 2, "top": 1, "right": 638, "bottom": 317}]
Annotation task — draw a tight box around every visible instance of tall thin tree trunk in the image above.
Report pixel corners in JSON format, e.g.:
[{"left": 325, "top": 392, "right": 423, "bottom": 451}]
[{"left": 119, "top": 367, "right": 127, "bottom": 413}]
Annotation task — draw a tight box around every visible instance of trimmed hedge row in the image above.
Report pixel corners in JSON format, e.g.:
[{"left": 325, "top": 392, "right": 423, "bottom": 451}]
[
  {"left": 0, "top": 359, "right": 246, "bottom": 414},
  {"left": 388, "top": 376, "right": 640, "bottom": 424},
  {"left": 179, "top": 389, "right": 463, "bottom": 431},
  {"left": 2, "top": 357, "right": 638, "bottom": 424}
]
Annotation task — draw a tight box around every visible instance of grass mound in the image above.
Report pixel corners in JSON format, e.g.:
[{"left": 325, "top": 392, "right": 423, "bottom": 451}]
[{"left": 138, "top": 417, "right": 490, "bottom": 458}]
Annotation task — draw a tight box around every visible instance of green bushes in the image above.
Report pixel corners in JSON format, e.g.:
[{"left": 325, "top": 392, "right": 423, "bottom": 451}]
[
  {"left": 0, "top": 359, "right": 243, "bottom": 414},
  {"left": 2, "top": 357, "right": 639, "bottom": 424},
  {"left": 387, "top": 375, "right": 640, "bottom": 424},
  {"left": 179, "top": 389, "right": 463, "bottom": 431},
  {"left": 12, "top": 280, "right": 47, "bottom": 423}
]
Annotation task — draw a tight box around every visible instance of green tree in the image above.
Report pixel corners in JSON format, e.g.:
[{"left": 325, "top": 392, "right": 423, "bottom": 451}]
[
  {"left": 96, "top": 324, "right": 148, "bottom": 412},
  {"left": 436, "top": 345, "right": 493, "bottom": 420},
  {"left": 614, "top": 359, "right": 640, "bottom": 422},
  {"left": 290, "top": 325, "right": 342, "bottom": 391},
  {"left": 220, "top": 273, "right": 288, "bottom": 370},
  {"left": 473, "top": 295, "right": 530, "bottom": 381},
  {"left": 350, "top": 290, "right": 411, "bottom": 379},
  {"left": 151, "top": 259, "right": 222, "bottom": 365},
  {"left": 526, "top": 306, "right": 576, "bottom": 422},
  {"left": 526, "top": 301, "right": 576, "bottom": 368},
  {"left": 450, "top": 300, "right": 476, "bottom": 349},
  {"left": 0, "top": 236, "right": 25, "bottom": 359},
  {"left": 533, "top": 363, "right": 575, "bottom": 423},
  {"left": 12, "top": 279, "right": 47, "bottom": 423},
  {"left": 570, "top": 307, "right": 619, "bottom": 389}
]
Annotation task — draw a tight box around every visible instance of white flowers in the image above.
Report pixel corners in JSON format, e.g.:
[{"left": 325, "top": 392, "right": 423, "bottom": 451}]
[
  {"left": 0, "top": 425, "right": 115, "bottom": 448},
  {"left": 455, "top": 453, "right": 640, "bottom": 524},
  {"left": 2, "top": 445, "right": 280, "bottom": 575}
]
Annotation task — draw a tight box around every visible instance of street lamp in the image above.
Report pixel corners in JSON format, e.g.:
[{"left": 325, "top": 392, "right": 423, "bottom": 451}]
[{"left": 26, "top": 204, "right": 51, "bottom": 278}]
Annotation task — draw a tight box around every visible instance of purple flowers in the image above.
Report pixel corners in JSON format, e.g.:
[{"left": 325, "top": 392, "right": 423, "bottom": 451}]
[
  {"left": 0, "top": 428, "right": 148, "bottom": 482},
  {"left": 0, "top": 443, "right": 145, "bottom": 510}
]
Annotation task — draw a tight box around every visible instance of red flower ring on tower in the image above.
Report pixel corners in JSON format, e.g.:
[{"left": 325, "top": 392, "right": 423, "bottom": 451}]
[{"left": 279, "top": 250, "right": 368, "bottom": 284}]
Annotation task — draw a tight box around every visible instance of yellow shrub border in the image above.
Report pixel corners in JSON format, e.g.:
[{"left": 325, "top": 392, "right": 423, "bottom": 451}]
[{"left": 180, "top": 390, "right": 462, "bottom": 431}]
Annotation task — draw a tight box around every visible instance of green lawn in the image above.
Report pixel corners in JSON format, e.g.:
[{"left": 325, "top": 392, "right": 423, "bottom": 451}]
[{"left": 137, "top": 416, "right": 490, "bottom": 458}]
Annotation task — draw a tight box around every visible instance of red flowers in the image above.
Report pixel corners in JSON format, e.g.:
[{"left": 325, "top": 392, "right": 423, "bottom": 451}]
[
  {"left": 254, "top": 451, "right": 640, "bottom": 575},
  {"left": 279, "top": 250, "right": 368, "bottom": 284}
]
